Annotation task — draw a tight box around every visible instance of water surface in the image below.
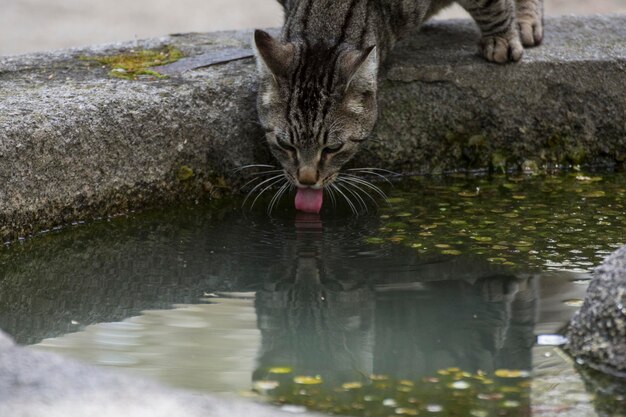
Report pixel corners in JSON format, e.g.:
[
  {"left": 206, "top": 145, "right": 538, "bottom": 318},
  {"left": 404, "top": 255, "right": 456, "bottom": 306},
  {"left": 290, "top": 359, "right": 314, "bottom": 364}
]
[{"left": 0, "top": 172, "right": 624, "bottom": 416}]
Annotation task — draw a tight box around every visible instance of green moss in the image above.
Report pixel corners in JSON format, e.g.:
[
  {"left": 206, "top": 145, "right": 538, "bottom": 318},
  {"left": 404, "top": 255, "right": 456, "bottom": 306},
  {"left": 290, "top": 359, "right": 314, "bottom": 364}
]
[
  {"left": 203, "top": 175, "right": 231, "bottom": 199},
  {"left": 177, "top": 165, "right": 194, "bottom": 181},
  {"left": 541, "top": 133, "right": 590, "bottom": 165},
  {"left": 566, "top": 144, "right": 587, "bottom": 165},
  {"left": 521, "top": 160, "right": 540, "bottom": 175},
  {"left": 80, "top": 46, "right": 183, "bottom": 80},
  {"left": 444, "top": 131, "right": 459, "bottom": 143},
  {"left": 468, "top": 134, "right": 486, "bottom": 148},
  {"left": 491, "top": 152, "right": 508, "bottom": 173}
]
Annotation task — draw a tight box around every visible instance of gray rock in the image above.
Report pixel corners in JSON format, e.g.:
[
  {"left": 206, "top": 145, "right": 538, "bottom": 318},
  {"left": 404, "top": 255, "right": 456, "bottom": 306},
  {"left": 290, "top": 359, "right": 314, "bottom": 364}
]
[
  {"left": 1, "top": 16, "right": 625, "bottom": 241},
  {"left": 0, "top": 330, "right": 321, "bottom": 417},
  {"left": 567, "top": 244, "right": 626, "bottom": 377}
]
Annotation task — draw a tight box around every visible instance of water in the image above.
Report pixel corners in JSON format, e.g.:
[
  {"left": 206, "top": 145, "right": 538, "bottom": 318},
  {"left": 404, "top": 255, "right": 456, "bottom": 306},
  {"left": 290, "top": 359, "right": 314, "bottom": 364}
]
[{"left": 0, "top": 172, "right": 624, "bottom": 416}]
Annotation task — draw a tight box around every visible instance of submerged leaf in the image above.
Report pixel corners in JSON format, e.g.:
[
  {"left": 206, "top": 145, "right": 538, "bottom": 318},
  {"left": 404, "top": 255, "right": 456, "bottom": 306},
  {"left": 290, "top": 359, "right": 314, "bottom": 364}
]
[{"left": 294, "top": 376, "right": 323, "bottom": 385}]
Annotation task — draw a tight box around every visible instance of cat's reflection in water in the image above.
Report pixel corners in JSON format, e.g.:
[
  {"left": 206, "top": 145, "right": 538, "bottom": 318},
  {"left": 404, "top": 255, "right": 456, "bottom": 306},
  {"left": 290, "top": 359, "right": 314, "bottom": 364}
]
[
  {"left": 253, "top": 214, "right": 538, "bottom": 386},
  {"left": 254, "top": 213, "right": 376, "bottom": 385}
]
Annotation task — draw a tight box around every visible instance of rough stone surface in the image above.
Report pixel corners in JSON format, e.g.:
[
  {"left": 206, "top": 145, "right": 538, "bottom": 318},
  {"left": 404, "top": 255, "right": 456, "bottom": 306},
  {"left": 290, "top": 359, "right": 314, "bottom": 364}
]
[
  {"left": 1, "top": 16, "right": 625, "bottom": 240},
  {"left": 567, "top": 244, "right": 626, "bottom": 378},
  {"left": 0, "top": 330, "right": 322, "bottom": 417}
]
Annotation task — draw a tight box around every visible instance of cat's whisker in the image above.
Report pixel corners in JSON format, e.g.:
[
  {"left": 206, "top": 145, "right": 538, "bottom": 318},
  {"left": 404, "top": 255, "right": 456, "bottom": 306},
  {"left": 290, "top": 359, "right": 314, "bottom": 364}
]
[
  {"left": 348, "top": 167, "right": 400, "bottom": 176},
  {"left": 239, "top": 176, "right": 264, "bottom": 192},
  {"left": 239, "top": 171, "right": 284, "bottom": 192},
  {"left": 282, "top": 183, "right": 295, "bottom": 206},
  {"left": 335, "top": 181, "right": 368, "bottom": 213},
  {"left": 325, "top": 186, "right": 337, "bottom": 208},
  {"left": 338, "top": 179, "right": 378, "bottom": 210},
  {"left": 250, "top": 177, "right": 287, "bottom": 210},
  {"left": 249, "top": 169, "right": 283, "bottom": 174},
  {"left": 339, "top": 175, "right": 388, "bottom": 200},
  {"left": 328, "top": 183, "right": 356, "bottom": 214},
  {"left": 336, "top": 178, "right": 379, "bottom": 208},
  {"left": 267, "top": 184, "right": 281, "bottom": 214},
  {"left": 340, "top": 177, "right": 388, "bottom": 201},
  {"left": 242, "top": 174, "right": 286, "bottom": 208},
  {"left": 267, "top": 181, "right": 290, "bottom": 215},
  {"left": 233, "top": 164, "right": 276, "bottom": 173},
  {"left": 275, "top": 182, "right": 292, "bottom": 212},
  {"left": 244, "top": 169, "right": 284, "bottom": 178},
  {"left": 266, "top": 185, "right": 281, "bottom": 215},
  {"left": 348, "top": 167, "right": 399, "bottom": 175},
  {"left": 331, "top": 183, "right": 358, "bottom": 215},
  {"left": 345, "top": 169, "right": 395, "bottom": 186}
]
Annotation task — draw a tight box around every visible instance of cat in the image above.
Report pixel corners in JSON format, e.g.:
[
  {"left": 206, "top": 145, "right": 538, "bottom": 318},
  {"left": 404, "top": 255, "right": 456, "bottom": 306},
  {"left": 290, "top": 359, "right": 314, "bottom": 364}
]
[{"left": 253, "top": 0, "right": 544, "bottom": 213}]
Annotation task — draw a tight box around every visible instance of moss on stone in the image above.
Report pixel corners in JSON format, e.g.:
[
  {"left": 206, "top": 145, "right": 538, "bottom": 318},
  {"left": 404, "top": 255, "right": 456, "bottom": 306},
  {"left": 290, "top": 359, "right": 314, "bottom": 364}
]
[
  {"left": 177, "top": 165, "right": 194, "bottom": 181},
  {"left": 202, "top": 175, "right": 231, "bottom": 199},
  {"left": 521, "top": 160, "right": 540, "bottom": 174},
  {"left": 80, "top": 46, "right": 184, "bottom": 80},
  {"left": 468, "top": 134, "right": 487, "bottom": 148},
  {"left": 491, "top": 152, "right": 508, "bottom": 173},
  {"left": 566, "top": 144, "right": 587, "bottom": 165}
]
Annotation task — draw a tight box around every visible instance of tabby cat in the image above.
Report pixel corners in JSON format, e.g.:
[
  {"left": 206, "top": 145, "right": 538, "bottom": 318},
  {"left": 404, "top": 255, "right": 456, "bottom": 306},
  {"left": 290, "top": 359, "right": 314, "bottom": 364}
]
[{"left": 253, "top": 0, "right": 544, "bottom": 213}]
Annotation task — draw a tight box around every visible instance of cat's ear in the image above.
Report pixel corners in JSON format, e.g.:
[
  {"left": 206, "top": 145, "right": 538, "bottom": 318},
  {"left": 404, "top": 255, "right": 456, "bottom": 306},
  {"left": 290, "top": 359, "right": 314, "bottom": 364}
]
[
  {"left": 340, "top": 46, "right": 378, "bottom": 92},
  {"left": 253, "top": 30, "right": 295, "bottom": 80}
]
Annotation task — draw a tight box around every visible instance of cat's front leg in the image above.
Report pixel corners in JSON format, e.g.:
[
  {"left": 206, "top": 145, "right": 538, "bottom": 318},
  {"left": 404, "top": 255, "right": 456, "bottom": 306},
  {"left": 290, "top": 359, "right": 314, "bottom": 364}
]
[
  {"left": 516, "top": 0, "right": 544, "bottom": 47},
  {"left": 459, "top": 0, "right": 523, "bottom": 64}
]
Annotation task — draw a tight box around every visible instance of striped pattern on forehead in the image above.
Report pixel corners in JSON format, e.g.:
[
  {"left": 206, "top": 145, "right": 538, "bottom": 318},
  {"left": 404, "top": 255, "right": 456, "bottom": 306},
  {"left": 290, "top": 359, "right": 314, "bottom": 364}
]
[
  {"left": 284, "top": 45, "right": 339, "bottom": 145},
  {"left": 281, "top": 0, "right": 382, "bottom": 146}
]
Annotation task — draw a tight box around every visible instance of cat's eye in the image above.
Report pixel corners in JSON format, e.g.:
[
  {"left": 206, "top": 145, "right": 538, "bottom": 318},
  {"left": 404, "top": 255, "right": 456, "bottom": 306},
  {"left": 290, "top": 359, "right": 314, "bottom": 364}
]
[
  {"left": 322, "top": 143, "right": 343, "bottom": 155},
  {"left": 276, "top": 136, "right": 296, "bottom": 153}
]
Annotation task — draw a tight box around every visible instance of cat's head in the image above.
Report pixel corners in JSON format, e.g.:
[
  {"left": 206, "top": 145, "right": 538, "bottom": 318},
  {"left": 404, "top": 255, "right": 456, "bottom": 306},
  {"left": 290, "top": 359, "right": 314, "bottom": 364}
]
[{"left": 253, "top": 30, "right": 378, "bottom": 212}]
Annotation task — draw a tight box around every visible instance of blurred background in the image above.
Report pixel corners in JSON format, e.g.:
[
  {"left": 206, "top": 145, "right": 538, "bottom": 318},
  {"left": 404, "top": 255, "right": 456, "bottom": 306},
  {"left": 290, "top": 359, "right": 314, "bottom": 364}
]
[{"left": 2, "top": 0, "right": 626, "bottom": 56}]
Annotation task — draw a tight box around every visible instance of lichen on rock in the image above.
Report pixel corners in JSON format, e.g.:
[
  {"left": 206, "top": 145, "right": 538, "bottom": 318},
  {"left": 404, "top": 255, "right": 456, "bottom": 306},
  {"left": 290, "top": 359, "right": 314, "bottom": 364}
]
[{"left": 80, "top": 45, "right": 184, "bottom": 80}]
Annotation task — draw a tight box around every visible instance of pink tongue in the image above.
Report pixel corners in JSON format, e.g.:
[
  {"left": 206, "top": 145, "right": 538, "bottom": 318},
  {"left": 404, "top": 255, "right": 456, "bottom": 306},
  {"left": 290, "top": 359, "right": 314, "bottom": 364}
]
[{"left": 295, "top": 188, "right": 324, "bottom": 213}]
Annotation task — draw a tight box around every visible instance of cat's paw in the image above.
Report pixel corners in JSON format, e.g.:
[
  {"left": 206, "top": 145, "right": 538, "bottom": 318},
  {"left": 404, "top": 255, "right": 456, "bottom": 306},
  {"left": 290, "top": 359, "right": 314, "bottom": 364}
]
[
  {"left": 479, "top": 31, "right": 524, "bottom": 64},
  {"left": 517, "top": 14, "right": 543, "bottom": 47}
]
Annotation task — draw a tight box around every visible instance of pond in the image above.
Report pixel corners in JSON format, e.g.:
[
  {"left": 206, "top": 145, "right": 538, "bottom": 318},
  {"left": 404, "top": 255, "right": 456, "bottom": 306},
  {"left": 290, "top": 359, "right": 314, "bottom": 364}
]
[{"left": 1, "top": 171, "right": 625, "bottom": 417}]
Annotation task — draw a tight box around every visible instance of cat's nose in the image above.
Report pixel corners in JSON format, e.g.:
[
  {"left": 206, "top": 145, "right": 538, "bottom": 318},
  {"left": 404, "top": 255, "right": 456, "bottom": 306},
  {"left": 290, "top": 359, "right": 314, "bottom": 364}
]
[{"left": 297, "top": 167, "right": 318, "bottom": 186}]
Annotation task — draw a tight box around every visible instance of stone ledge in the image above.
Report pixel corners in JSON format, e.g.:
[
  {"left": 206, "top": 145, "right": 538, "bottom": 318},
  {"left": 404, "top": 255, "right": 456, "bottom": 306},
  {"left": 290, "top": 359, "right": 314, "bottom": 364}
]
[{"left": 1, "top": 16, "right": 625, "bottom": 240}]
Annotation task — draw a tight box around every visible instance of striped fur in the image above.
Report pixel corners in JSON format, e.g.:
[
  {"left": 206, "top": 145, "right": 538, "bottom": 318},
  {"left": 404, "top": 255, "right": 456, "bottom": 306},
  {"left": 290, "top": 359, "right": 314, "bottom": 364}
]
[{"left": 254, "top": 0, "right": 544, "bottom": 190}]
